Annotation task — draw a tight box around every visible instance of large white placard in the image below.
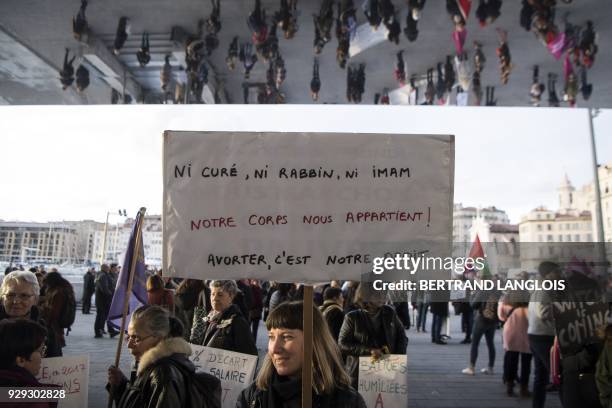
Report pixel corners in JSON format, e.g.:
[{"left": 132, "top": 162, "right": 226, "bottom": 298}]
[
  {"left": 163, "top": 131, "right": 454, "bottom": 281},
  {"left": 36, "top": 355, "right": 89, "bottom": 408},
  {"left": 358, "top": 354, "right": 408, "bottom": 408},
  {"left": 189, "top": 344, "right": 258, "bottom": 408}
]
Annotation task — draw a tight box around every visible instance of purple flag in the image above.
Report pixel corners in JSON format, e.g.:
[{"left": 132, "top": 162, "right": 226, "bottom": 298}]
[{"left": 107, "top": 211, "right": 148, "bottom": 330}]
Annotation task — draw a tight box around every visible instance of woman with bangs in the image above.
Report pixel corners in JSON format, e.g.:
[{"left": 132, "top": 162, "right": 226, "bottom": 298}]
[
  {"left": 237, "top": 300, "right": 366, "bottom": 408},
  {"left": 0, "top": 319, "right": 59, "bottom": 407}
]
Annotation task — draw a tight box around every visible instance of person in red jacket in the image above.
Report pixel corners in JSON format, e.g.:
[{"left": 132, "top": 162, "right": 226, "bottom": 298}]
[{"left": 146, "top": 275, "right": 174, "bottom": 314}]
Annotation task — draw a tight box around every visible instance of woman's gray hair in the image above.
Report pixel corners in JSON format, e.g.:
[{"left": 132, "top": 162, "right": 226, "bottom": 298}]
[
  {"left": 1, "top": 271, "right": 40, "bottom": 297},
  {"left": 131, "top": 305, "right": 171, "bottom": 338},
  {"left": 209, "top": 280, "right": 238, "bottom": 297}
]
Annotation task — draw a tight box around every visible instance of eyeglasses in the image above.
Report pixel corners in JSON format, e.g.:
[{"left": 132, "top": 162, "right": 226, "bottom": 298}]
[
  {"left": 125, "top": 334, "right": 154, "bottom": 345},
  {"left": 3, "top": 293, "right": 35, "bottom": 302}
]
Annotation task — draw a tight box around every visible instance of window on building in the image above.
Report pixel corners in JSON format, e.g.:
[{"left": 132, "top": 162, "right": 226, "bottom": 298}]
[
  {"left": 558, "top": 235, "right": 563, "bottom": 242},
  {"left": 547, "top": 235, "right": 553, "bottom": 242},
  {"left": 567, "top": 234, "right": 571, "bottom": 242},
  {"left": 547, "top": 224, "right": 552, "bottom": 231},
  {"left": 537, "top": 225, "right": 542, "bottom": 231},
  {"left": 575, "top": 234, "right": 580, "bottom": 241}
]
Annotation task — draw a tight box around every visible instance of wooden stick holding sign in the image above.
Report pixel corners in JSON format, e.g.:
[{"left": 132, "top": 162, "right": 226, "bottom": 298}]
[
  {"left": 302, "top": 285, "right": 313, "bottom": 408},
  {"left": 107, "top": 207, "right": 147, "bottom": 408}
]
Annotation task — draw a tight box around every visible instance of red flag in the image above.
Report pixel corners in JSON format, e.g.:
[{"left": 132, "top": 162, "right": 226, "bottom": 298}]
[
  {"left": 467, "top": 234, "right": 491, "bottom": 277},
  {"left": 468, "top": 234, "right": 484, "bottom": 259}
]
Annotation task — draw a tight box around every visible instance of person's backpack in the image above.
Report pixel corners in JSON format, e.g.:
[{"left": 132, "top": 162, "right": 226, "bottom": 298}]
[
  {"left": 173, "top": 358, "right": 222, "bottom": 408},
  {"left": 481, "top": 299, "right": 498, "bottom": 322},
  {"left": 58, "top": 289, "right": 77, "bottom": 329},
  {"left": 191, "top": 371, "right": 222, "bottom": 408}
]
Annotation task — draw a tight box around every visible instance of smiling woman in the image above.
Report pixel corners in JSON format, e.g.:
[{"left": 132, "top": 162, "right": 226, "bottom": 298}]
[
  {"left": 0, "top": 271, "right": 62, "bottom": 358},
  {"left": 237, "top": 301, "right": 366, "bottom": 408}
]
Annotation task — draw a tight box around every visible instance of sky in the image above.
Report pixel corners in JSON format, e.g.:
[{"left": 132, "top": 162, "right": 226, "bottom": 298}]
[{"left": 0, "top": 105, "right": 610, "bottom": 225}]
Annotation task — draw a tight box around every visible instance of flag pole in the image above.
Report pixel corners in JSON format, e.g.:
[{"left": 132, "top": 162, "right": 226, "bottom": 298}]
[
  {"left": 107, "top": 207, "right": 146, "bottom": 408},
  {"left": 302, "top": 285, "right": 313, "bottom": 408}
]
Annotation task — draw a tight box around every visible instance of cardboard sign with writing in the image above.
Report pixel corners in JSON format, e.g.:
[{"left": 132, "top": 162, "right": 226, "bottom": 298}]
[
  {"left": 163, "top": 131, "right": 454, "bottom": 282},
  {"left": 36, "top": 355, "right": 89, "bottom": 408},
  {"left": 189, "top": 344, "right": 258, "bottom": 408},
  {"left": 552, "top": 300, "right": 608, "bottom": 357},
  {"left": 358, "top": 354, "right": 408, "bottom": 408}
]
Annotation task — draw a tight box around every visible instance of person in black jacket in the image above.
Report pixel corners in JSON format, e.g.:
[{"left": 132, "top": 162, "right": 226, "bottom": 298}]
[
  {"left": 311, "top": 57, "right": 321, "bottom": 101},
  {"left": 82, "top": 267, "right": 95, "bottom": 314},
  {"left": 338, "top": 283, "right": 408, "bottom": 387},
  {"left": 430, "top": 300, "right": 449, "bottom": 345},
  {"left": 94, "top": 264, "right": 117, "bottom": 338},
  {"left": 108, "top": 305, "right": 221, "bottom": 408},
  {"left": 320, "top": 287, "right": 345, "bottom": 341},
  {"left": 113, "top": 17, "right": 130, "bottom": 55},
  {"left": 136, "top": 32, "right": 151, "bottom": 67},
  {"left": 190, "top": 280, "right": 257, "bottom": 355},
  {"left": 1, "top": 271, "right": 61, "bottom": 358},
  {"left": 59, "top": 48, "right": 75, "bottom": 90},
  {"left": 72, "top": 0, "right": 88, "bottom": 41},
  {"left": 237, "top": 301, "right": 366, "bottom": 408},
  {"left": 75, "top": 65, "right": 90, "bottom": 92}
]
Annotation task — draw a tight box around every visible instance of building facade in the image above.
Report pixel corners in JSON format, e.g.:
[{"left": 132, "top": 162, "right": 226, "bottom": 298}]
[
  {"left": 90, "top": 215, "right": 162, "bottom": 267},
  {"left": 453, "top": 203, "right": 510, "bottom": 256},
  {"left": 574, "top": 163, "right": 612, "bottom": 242},
  {"left": 0, "top": 222, "right": 79, "bottom": 264}
]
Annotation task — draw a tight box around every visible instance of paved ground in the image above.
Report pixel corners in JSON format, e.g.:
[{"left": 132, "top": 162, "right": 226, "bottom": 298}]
[{"left": 63, "top": 308, "right": 563, "bottom": 408}]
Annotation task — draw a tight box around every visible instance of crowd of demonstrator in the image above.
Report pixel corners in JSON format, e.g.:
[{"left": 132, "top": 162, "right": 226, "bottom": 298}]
[{"left": 1, "top": 260, "right": 611, "bottom": 408}]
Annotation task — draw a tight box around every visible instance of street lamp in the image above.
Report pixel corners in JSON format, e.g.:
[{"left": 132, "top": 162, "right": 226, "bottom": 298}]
[
  {"left": 99, "top": 209, "right": 127, "bottom": 265},
  {"left": 587, "top": 108, "right": 608, "bottom": 273}
]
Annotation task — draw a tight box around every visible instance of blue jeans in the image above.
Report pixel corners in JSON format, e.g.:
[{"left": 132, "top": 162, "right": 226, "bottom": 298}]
[
  {"left": 529, "top": 334, "right": 554, "bottom": 408},
  {"left": 431, "top": 313, "right": 443, "bottom": 342},
  {"left": 417, "top": 302, "right": 428, "bottom": 331},
  {"left": 470, "top": 317, "right": 496, "bottom": 367}
]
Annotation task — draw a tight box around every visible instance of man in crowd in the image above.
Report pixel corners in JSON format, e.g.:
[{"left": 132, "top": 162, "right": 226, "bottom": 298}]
[
  {"left": 319, "top": 286, "right": 344, "bottom": 341},
  {"left": 82, "top": 267, "right": 95, "bottom": 314},
  {"left": 94, "top": 264, "right": 117, "bottom": 338}
]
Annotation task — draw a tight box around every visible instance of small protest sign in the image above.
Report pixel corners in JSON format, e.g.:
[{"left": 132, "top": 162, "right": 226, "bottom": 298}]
[
  {"left": 189, "top": 344, "right": 258, "bottom": 407},
  {"left": 36, "top": 355, "right": 89, "bottom": 408},
  {"left": 358, "top": 354, "right": 408, "bottom": 408}
]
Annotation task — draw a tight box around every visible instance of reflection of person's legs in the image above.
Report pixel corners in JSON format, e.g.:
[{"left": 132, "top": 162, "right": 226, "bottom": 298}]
[
  {"left": 63, "top": 48, "right": 70, "bottom": 70},
  {"left": 77, "top": 0, "right": 87, "bottom": 22}
]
